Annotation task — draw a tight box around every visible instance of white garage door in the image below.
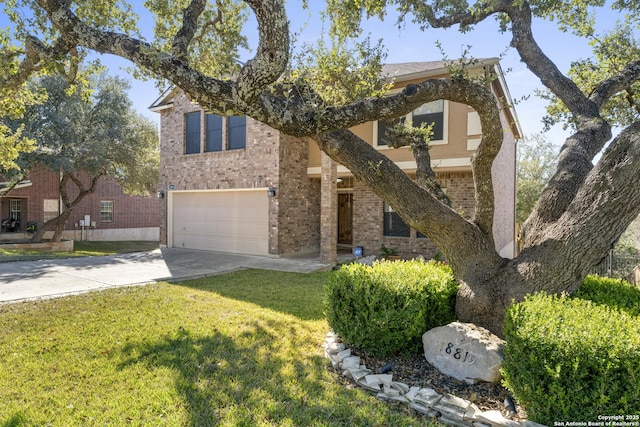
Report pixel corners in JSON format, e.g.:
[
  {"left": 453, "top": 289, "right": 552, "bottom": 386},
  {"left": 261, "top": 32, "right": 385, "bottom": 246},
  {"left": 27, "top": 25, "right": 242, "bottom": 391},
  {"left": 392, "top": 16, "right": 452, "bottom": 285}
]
[{"left": 171, "top": 190, "right": 269, "bottom": 255}]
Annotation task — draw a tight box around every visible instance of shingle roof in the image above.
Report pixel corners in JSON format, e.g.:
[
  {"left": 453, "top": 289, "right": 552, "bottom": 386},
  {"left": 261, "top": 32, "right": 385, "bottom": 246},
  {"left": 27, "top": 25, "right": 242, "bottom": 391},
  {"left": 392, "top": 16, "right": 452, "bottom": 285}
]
[{"left": 381, "top": 58, "right": 499, "bottom": 79}]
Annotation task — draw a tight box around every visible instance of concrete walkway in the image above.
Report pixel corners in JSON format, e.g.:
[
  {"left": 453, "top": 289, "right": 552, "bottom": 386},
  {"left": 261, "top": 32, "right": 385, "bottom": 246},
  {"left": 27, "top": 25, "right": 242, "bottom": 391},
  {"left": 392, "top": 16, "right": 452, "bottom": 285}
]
[{"left": 0, "top": 248, "right": 352, "bottom": 304}]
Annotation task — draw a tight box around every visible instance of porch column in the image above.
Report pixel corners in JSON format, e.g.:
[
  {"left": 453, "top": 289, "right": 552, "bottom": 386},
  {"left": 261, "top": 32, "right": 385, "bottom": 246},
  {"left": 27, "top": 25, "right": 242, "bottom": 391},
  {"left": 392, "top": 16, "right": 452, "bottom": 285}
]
[{"left": 320, "top": 152, "right": 337, "bottom": 264}]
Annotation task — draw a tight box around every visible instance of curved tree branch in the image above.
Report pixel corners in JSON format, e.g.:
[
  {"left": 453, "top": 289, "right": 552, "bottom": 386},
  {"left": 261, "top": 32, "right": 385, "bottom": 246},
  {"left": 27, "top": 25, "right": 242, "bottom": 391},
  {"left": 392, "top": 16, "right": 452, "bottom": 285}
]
[
  {"left": 315, "top": 128, "right": 505, "bottom": 280},
  {"left": 401, "top": 0, "right": 500, "bottom": 29},
  {"left": 590, "top": 60, "right": 640, "bottom": 108},
  {"left": 1, "top": 35, "right": 75, "bottom": 90},
  {"left": 32, "top": 0, "right": 505, "bottom": 245},
  {"left": 172, "top": 0, "right": 207, "bottom": 61},
  {"left": 506, "top": 3, "right": 597, "bottom": 118},
  {"left": 233, "top": 0, "right": 289, "bottom": 105}
]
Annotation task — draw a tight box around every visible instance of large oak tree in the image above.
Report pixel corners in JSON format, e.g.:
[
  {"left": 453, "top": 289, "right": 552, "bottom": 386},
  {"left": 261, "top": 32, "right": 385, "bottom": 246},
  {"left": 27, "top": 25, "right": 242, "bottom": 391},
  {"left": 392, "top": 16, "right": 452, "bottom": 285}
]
[
  {"left": 2, "top": 0, "right": 640, "bottom": 336},
  {"left": 3, "top": 73, "right": 159, "bottom": 242}
]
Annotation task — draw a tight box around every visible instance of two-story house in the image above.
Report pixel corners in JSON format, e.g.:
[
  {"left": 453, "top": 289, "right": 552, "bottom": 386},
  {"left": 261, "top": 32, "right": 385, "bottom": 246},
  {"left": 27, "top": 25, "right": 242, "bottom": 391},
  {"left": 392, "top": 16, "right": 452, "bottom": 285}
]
[{"left": 150, "top": 59, "right": 521, "bottom": 263}]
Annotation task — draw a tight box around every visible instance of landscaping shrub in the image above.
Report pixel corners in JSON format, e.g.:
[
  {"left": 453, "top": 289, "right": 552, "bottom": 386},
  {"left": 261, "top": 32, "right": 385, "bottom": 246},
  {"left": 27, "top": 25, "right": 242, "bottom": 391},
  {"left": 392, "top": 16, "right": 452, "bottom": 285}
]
[
  {"left": 324, "top": 259, "right": 458, "bottom": 357},
  {"left": 574, "top": 274, "right": 640, "bottom": 317},
  {"left": 503, "top": 287, "right": 640, "bottom": 424}
]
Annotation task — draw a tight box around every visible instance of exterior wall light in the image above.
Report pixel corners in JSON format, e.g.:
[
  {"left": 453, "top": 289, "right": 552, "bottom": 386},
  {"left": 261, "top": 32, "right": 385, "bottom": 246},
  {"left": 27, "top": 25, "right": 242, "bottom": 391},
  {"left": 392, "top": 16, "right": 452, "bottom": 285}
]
[
  {"left": 157, "top": 189, "right": 165, "bottom": 198},
  {"left": 267, "top": 186, "right": 276, "bottom": 197}
]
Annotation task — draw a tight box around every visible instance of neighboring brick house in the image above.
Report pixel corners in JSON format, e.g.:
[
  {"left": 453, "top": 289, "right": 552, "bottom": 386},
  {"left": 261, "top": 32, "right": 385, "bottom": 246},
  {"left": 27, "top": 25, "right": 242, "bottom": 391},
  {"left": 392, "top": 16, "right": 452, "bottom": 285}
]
[
  {"left": 151, "top": 59, "right": 521, "bottom": 262},
  {"left": 0, "top": 166, "right": 160, "bottom": 241}
]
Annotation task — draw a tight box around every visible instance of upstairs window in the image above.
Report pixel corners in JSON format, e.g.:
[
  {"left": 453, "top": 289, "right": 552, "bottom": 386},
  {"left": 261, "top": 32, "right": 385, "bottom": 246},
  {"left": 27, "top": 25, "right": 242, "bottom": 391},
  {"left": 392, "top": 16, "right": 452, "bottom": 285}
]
[
  {"left": 205, "top": 113, "right": 223, "bottom": 152},
  {"left": 376, "top": 100, "right": 446, "bottom": 147},
  {"left": 228, "top": 116, "right": 246, "bottom": 150},
  {"left": 184, "top": 111, "right": 246, "bottom": 154},
  {"left": 412, "top": 100, "right": 444, "bottom": 141},
  {"left": 185, "top": 112, "right": 201, "bottom": 154}
]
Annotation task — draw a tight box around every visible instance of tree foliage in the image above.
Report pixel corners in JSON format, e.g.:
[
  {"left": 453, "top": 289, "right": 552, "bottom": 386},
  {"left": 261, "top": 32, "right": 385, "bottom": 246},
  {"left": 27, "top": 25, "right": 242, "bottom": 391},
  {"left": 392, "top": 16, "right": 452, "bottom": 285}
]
[
  {"left": 516, "top": 134, "right": 557, "bottom": 225},
  {"left": 2, "top": 73, "right": 159, "bottom": 242},
  {"left": 2, "top": 0, "right": 640, "bottom": 335}
]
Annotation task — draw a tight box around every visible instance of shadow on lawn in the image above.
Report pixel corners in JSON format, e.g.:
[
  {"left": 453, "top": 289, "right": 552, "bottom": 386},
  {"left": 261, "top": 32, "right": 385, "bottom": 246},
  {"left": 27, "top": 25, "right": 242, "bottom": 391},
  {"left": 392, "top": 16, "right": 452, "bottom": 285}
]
[
  {"left": 2, "top": 412, "right": 27, "bottom": 427},
  {"left": 118, "top": 322, "right": 375, "bottom": 426}
]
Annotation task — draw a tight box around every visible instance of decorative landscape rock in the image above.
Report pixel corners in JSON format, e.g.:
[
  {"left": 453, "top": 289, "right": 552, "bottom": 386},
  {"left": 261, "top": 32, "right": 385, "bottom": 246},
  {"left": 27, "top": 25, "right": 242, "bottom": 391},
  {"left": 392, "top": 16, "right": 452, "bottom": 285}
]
[
  {"left": 355, "top": 255, "right": 377, "bottom": 266},
  {"left": 322, "top": 331, "right": 544, "bottom": 427},
  {"left": 422, "top": 322, "right": 505, "bottom": 384}
]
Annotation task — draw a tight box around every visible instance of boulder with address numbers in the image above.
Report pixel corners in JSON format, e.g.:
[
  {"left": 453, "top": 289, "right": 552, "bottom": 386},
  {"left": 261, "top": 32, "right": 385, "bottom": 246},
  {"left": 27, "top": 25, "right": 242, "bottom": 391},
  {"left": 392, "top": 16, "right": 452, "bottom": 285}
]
[{"left": 422, "top": 322, "right": 505, "bottom": 384}]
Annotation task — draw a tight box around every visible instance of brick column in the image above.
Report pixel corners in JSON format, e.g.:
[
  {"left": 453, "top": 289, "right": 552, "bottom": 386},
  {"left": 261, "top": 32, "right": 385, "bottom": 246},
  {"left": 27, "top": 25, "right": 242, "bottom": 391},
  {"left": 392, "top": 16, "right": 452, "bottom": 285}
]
[{"left": 320, "top": 152, "right": 337, "bottom": 264}]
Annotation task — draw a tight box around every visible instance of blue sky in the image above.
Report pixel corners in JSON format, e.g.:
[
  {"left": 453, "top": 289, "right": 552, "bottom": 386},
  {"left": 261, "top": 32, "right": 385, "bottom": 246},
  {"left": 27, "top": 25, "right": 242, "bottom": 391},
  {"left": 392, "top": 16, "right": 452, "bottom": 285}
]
[{"left": 2, "top": 2, "right": 629, "bottom": 146}]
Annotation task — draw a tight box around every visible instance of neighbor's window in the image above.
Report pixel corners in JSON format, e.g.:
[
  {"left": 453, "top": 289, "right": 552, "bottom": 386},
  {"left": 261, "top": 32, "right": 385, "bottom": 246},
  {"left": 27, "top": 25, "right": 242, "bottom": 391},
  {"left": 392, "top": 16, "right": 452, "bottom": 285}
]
[
  {"left": 383, "top": 203, "right": 410, "bottom": 237},
  {"left": 10, "top": 199, "right": 21, "bottom": 223},
  {"left": 100, "top": 201, "right": 114, "bottom": 222},
  {"left": 185, "top": 111, "right": 201, "bottom": 154},
  {"left": 205, "top": 113, "right": 223, "bottom": 152},
  {"left": 376, "top": 100, "right": 446, "bottom": 146},
  {"left": 227, "top": 115, "right": 246, "bottom": 150}
]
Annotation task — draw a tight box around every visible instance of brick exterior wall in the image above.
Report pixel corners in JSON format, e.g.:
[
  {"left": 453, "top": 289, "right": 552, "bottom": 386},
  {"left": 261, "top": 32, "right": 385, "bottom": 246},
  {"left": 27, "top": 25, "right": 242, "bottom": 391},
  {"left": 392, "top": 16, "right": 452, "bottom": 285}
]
[
  {"left": 155, "top": 88, "right": 515, "bottom": 259},
  {"left": 352, "top": 172, "right": 475, "bottom": 260},
  {"left": 1, "top": 166, "right": 160, "bottom": 238},
  {"left": 157, "top": 91, "right": 321, "bottom": 255},
  {"left": 277, "top": 134, "right": 321, "bottom": 255}
]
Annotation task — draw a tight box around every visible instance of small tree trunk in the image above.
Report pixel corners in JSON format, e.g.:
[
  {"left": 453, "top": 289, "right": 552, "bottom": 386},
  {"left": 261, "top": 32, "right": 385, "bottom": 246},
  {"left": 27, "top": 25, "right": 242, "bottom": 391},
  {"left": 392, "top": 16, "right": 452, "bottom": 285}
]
[
  {"left": 50, "top": 212, "right": 71, "bottom": 242},
  {"left": 28, "top": 211, "right": 72, "bottom": 243}
]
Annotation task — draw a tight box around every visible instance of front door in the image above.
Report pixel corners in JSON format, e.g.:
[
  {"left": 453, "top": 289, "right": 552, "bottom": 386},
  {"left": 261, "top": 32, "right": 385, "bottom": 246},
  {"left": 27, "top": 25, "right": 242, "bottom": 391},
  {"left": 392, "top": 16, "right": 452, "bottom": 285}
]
[{"left": 338, "top": 192, "right": 353, "bottom": 245}]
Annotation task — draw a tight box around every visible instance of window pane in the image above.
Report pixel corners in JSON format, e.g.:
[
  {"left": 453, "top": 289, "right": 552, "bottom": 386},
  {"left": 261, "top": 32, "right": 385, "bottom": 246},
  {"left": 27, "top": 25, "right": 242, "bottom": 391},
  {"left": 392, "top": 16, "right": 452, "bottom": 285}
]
[
  {"left": 228, "top": 116, "right": 246, "bottom": 150},
  {"left": 100, "top": 201, "right": 113, "bottom": 222},
  {"left": 185, "top": 112, "right": 201, "bottom": 154},
  {"left": 9, "top": 199, "right": 21, "bottom": 224},
  {"left": 205, "top": 114, "right": 223, "bottom": 152},
  {"left": 413, "top": 100, "right": 444, "bottom": 141},
  {"left": 383, "top": 203, "right": 410, "bottom": 237},
  {"left": 377, "top": 116, "right": 405, "bottom": 146}
]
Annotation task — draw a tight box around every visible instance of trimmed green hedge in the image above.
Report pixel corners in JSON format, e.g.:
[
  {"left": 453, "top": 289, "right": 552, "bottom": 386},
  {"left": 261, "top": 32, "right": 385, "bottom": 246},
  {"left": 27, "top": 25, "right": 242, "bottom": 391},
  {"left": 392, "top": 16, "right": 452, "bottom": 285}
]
[
  {"left": 324, "top": 260, "right": 458, "bottom": 357},
  {"left": 503, "top": 277, "right": 640, "bottom": 424},
  {"left": 575, "top": 275, "right": 640, "bottom": 317}
]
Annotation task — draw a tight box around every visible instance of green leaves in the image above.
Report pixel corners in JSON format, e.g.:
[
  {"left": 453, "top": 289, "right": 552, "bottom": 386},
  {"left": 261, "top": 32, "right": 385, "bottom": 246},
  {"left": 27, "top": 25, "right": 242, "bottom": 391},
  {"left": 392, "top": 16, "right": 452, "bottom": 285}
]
[
  {"left": 324, "top": 259, "right": 458, "bottom": 356},
  {"left": 544, "top": 18, "right": 640, "bottom": 130},
  {"left": 503, "top": 278, "right": 640, "bottom": 423},
  {"left": 1, "top": 73, "right": 159, "bottom": 196},
  {"left": 144, "top": 0, "right": 249, "bottom": 78},
  {"left": 516, "top": 134, "right": 558, "bottom": 224}
]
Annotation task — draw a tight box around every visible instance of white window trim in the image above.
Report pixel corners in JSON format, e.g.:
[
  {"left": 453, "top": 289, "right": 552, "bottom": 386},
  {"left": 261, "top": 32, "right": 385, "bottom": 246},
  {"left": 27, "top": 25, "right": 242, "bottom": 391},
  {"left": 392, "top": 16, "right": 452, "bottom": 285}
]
[
  {"left": 100, "top": 200, "right": 114, "bottom": 222},
  {"left": 373, "top": 99, "right": 449, "bottom": 150}
]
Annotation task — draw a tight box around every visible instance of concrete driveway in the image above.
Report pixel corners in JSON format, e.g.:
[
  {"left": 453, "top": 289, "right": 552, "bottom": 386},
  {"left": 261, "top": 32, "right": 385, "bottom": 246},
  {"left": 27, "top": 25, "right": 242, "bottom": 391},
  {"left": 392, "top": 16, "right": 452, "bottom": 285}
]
[{"left": 0, "top": 248, "right": 345, "bottom": 304}]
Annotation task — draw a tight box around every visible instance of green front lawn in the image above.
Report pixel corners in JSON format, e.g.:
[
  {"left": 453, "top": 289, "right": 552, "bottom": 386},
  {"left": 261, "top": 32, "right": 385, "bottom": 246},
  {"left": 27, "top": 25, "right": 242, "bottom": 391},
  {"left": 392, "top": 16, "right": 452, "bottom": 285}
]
[
  {"left": 0, "top": 269, "right": 433, "bottom": 426},
  {"left": 0, "top": 240, "right": 159, "bottom": 262}
]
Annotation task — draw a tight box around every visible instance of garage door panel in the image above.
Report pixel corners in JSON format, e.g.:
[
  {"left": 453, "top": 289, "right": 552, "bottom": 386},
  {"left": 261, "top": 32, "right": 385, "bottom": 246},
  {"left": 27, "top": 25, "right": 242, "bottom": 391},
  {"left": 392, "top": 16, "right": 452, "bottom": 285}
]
[{"left": 171, "top": 190, "right": 269, "bottom": 255}]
